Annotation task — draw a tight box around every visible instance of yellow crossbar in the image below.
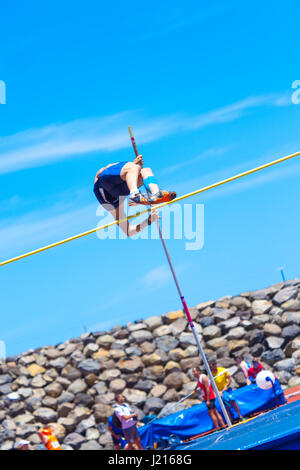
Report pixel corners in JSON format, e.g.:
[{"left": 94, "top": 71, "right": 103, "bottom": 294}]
[{"left": 1, "top": 150, "right": 299, "bottom": 268}]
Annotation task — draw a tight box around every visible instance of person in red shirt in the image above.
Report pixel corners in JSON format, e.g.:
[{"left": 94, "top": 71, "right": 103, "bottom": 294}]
[
  {"left": 192, "top": 367, "right": 226, "bottom": 430},
  {"left": 248, "top": 358, "right": 264, "bottom": 382}
]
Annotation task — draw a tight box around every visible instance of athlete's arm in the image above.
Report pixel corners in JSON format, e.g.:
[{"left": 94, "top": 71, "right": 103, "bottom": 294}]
[
  {"left": 225, "top": 372, "right": 232, "bottom": 390},
  {"left": 133, "top": 154, "right": 143, "bottom": 167},
  {"left": 112, "top": 203, "right": 159, "bottom": 237}
]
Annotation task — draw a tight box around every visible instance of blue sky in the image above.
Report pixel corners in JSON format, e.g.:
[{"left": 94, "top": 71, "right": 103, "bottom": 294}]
[{"left": 1, "top": 0, "right": 300, "bottom": 356}]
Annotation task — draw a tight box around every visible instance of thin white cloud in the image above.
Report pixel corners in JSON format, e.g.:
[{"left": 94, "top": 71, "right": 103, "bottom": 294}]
[
  {"left": 139, "top": 5, "right": 226, "bottom": 41},
  {"left": 141, "top": 265, "right": 171, "bottom": 288},
  {"left": 170, "top": 147, "right": 300, "bottom": 203},
  {"left": 0, "top": 201, "right": 96, "bottom": 259},
  {"left": 0, "top": 93, "right": 291, "bottom": 176},
  {"left": 140, "top": 262, "right": 189, "bottom": 291},
  {"left": 185, "top": 94, "right": 289, "bottom": 130},
  {"left": 202, "top": 157, "right": 300, "bottom": 201}
]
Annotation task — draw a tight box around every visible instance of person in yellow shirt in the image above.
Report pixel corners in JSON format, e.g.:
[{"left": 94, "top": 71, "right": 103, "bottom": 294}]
[{"left": 209, "top": 359, "right": 245, "bottom": 423}]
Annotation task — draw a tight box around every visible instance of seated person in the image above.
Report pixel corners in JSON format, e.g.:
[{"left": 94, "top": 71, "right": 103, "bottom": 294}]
[{"left": 209, "top": 359, "right": 245, "bottom": 423}]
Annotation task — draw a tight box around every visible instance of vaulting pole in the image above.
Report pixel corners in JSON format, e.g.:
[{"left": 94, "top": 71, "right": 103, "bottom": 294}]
[
  {"left": 128, "top": 126, "right": 232, "bottom": 426},
  {"left": 1, "top": 149, "right": 299, "bottom": 268}
]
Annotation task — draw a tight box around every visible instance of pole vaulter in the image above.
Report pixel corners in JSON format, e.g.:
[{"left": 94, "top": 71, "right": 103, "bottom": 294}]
[{"left": 128, "top": 126, "right": 232, "bottom": 426}]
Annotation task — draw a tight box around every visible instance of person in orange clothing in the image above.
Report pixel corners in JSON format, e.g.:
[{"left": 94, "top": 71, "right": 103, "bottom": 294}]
[
  {"left": 15, "top": 439, "right": 31, "bottom": 450},
  {"left": 38, "top": 426, "right": 62, "bottom": 450},
  {"left": 93, "top": 155, "right": 175, "bottom": 237}
]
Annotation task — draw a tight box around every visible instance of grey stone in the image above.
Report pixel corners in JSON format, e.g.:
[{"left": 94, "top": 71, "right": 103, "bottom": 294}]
[
  {"left": 130, "top": 330, "right": 153, "bottom": 344},
  {"left": 75, "top": 415, "right": 96, "bottom": 434},
  {"left": 109, "top": 379, "right": 126, "bottom": 393},
  {"left": 179, "top": 332, "right": 197, "bottom": 346},
  {"left": 156, "top": 335, "right": 179, "bottom": 352},
  {"left": 274, "top": 358, "right": 296, "bottom": 372},
  {"left": 218, "top": 317, "right": 240, "bottom": 334},
  {"left": 44, "top": 382, "right": 63, "bottom": 398},
  {"left": 282, "top": 325, "right": 300, "bottom": 341},
  {"left": 127, "top": 322, "right": 147, "bottom": 332},
  {"left": 230, "top": 297, "right": 251, "bottom": 310},
  {"left": 169, "top": 318, "right": 187, "bottom": 336},
  {"left": 0, "top": 374, "right": 12, "bottom": 385},
  {"left": 134, "top": 380, "right": 154, "bottom": 392},
  {"left": 67, "top": 379, "right": 88, "bottom": 395},
  {"left": 144, "top": 316, "right": 163, "bottom": 330},
  {"left": 202, "top": 325, "right": 221, "bottom": 340},
  {"left": 61, "top": 365, "right": 82, "bottom": 381},
  {"left": 264, "top": 336, "right": 285, "bottom": 350},
  {"left": 163, "top": 372, "right": 187, "bottom": 390},
  {"left": 263, "top": 323, "right": 282, "bottom": 336},
  {"left": 227, "top": 327, "right": 246, "bottom": 340},
  {"left": 252, "top": 300, "right": 272, "bottom": 315},
  {"left": 199, "top": 317, "right": 215, "bottom": 328},
  {"left": 281, "top": 312, "right": 300, "bottom": 326},
  {"left": 80, "top": 440, "right": 102, "bottom": 450},
  {"left": 143, "top": 397, "right": 165, "bottom": 414},
  {"left": 49, "top": 357, "right": 68, "bottom": 370},
  {"left": 118, "top": 358, "right": 144, "bottom": 373},
  {"left": 0, "top": 383, "right": 12, "bottom": 395},
  {"left": 246, "top": 329, "right": 264, "bottom": 347},
  {"left": 123, "top": 389, "right": 147, "bottom": 406},
  {"left": 56, "top": 391, "right": 75, "bottom": 405}
]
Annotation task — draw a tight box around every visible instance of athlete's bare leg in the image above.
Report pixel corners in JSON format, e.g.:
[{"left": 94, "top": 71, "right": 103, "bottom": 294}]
[{"left": 137, "top": 167, "right": 160, "bottom": 194}]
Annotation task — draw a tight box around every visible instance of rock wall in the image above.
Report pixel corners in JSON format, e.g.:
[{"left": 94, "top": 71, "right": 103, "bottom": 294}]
[{"left": 0, "top": 279, "right": 300, "bottom": 450}]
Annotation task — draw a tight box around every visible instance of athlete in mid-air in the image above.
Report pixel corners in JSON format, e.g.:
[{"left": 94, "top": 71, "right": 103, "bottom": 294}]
[{"left": 93, "top": 154, "right": 176, "bottom": 237}]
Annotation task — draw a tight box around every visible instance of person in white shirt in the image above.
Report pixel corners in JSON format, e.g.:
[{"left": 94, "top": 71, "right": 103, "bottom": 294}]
[
  {"left": 236, "top": 355, "right": 251, "bottom": 385},
  {"left": 114, "top": 393, "right": 143, "bottom": 450}
]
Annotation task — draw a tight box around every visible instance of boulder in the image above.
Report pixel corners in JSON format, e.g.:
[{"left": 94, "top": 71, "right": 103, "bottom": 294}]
[
  {"left": 33, "top": 407, "right": 57, "bottom": 424},
  {"left": 118, "top": 358, "right": 144, "bottom": 374},
  {"left": 78, "top": 359, "right": 100, "bottom": 375},
  {"left": 130, "top": 330, "right": 153, "bottom": 344},
  {"left": 143, "top": 397, "right": 165, "bottom": 414}
]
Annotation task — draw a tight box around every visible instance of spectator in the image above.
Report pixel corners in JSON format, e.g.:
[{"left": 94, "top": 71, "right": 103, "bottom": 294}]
[
  {"left": 114, "top": 393, "right": 143, "bottom": 450},
  {"left": 248, "top": 357, "right": 264, "bottom": 383},
  {"left": 108, "top": 413, "right": 125, "bottom": 450},
  {"left": 236, "top": 355, "right": 251, "bottom": 385},
  {"left": 192, "top": 367, "right": 226, "bottom": 430},
  {"left": 209, "top": 359, "right": 245, "bottom": 423}
]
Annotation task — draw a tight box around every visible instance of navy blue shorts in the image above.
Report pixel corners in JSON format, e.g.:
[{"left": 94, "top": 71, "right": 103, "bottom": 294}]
[{"left": 94, "top": 161, "right": 130, "bottom": 209}]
